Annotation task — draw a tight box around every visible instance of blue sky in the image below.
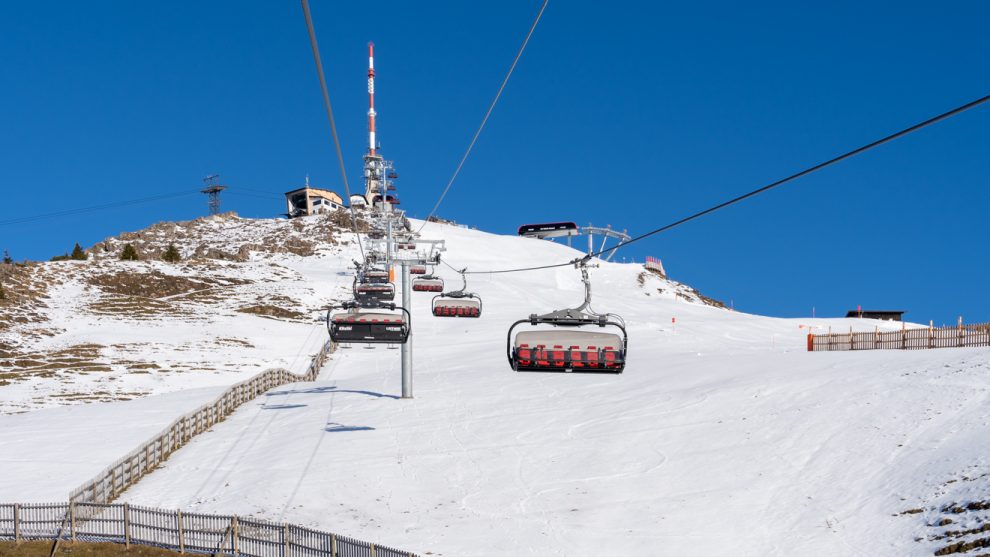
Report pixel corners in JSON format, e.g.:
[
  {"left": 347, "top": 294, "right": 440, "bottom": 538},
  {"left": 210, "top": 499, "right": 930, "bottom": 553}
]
[{"left": 1, "top": 1, "right": 988, "bottom": 324}]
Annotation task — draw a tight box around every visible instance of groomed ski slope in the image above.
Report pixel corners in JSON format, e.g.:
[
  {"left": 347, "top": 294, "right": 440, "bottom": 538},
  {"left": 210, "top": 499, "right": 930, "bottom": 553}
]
[{"left": 108, "top": 220, "right": 990, "bottom": 556}]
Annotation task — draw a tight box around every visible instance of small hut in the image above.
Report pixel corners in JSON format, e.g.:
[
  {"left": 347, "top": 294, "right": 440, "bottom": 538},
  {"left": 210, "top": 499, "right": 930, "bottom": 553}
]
[{"left": 284, "top": 183, "right": 344, "bottom": 218}]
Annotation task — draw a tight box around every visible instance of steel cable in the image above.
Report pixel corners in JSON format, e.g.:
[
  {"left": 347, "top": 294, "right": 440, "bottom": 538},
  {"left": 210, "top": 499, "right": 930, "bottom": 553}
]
[
  {"left": 416, "top": 0, "right": 549, "bottom": 234},
  {"left": 301, "top": 0, "right": 366, "bottom": 261},
  {"left": 452, "top": 92, "right": 990, "bottom": 275}
]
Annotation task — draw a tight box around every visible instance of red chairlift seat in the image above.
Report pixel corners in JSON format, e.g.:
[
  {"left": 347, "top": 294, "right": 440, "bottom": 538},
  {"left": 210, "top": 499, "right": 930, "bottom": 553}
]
[
  {"left": 505, "top": 257, "right": 627, "bottom": 373},
  {"left": 512, "top": 330, "right": 624, "bottom": 372},
  {"left": 432, "top": 296, "right": 481, "bottom": 318},
  {"left": 412, "top": 276, "right": 444, "bottom": 292}
]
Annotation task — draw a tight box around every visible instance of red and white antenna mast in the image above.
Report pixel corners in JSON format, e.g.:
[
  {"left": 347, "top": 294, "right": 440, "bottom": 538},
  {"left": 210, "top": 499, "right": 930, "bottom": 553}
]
[
  {"left": 367, "top": 42, "right": 376, "bottom": 155},
  {"left": 362, "top": 42, "right": 395, "bottom": 215}
]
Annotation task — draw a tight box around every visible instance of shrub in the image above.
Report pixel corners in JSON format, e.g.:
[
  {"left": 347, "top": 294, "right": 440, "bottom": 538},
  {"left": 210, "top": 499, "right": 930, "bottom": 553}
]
[
  {"left": 70, "top": 243, "right": 88, "bottom": 261},
  {"left": 51, "top": 253, "right": 70, "bottom": 262},
  {"left": 161, "top": 244, "right": 181, "bottom": 263},
  {"left": 120, "top": 244, "right": 139, "bottom": 261}
]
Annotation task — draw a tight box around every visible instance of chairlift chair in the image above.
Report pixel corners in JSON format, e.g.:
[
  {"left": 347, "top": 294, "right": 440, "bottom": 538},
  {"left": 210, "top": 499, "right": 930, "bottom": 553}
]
[
  {"left": 412, "top": 274, "right": 444, "bottom": 292},
  {"left": 363, "top": 269, "right": 390, "bottom": 284},
  {"left": 354, "top": 281, "right": 395, "bottom": 303},
  {"left": 327, "top": 301, "right": 410, "bottom": 345},
  {"left": 410, "top": 265, "right": 427, "bottom": 275},
  {"left": 433, "top": 270, "right": 482, "bottom": 318},
  {"left": 506, "top": 259, "right": 627, "bottom": 373}
]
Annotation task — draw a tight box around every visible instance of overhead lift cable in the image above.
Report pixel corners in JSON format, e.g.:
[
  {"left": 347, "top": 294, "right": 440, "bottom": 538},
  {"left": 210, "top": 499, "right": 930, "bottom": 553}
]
[
  {"left": 454, "top": 92, "right": 990, "bottom": 276},
  {"left": 416, "top": 0, "right": 549, "bottom": 234},
  {"left": 301, "top": 0, "right": 365, "bottom": 261},
  {"left": 0, "top": 190, "right": 201, "bottom": 227}
]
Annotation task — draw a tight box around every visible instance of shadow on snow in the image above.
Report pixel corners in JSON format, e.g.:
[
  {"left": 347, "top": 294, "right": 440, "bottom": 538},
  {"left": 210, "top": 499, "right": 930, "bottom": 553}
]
[{"left": 266, "top": 385, "right": 400, "bottom": 400}]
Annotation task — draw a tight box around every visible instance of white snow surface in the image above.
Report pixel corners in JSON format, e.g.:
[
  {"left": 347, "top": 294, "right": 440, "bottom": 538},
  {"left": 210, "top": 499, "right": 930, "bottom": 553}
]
[
  {"left": 4, "top": 217, "right": 990, "bottom": 556},
  {"left": 0, "top": 214, "right": 356, "bottom": 413}
]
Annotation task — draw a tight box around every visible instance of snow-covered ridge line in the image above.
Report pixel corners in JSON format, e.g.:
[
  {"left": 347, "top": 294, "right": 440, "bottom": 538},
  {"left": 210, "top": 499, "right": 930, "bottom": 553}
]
[
  {"left": 69, "top": 339, "right": 334, "bottom": 505},
  {"left": 0, "top": 500, "right": 421, "bottom": 557}
]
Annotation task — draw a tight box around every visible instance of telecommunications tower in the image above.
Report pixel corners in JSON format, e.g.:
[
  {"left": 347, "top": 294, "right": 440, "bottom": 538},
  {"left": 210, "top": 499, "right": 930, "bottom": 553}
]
[{"left": 362, "top": 43, "right": 398, "bottom": 214}]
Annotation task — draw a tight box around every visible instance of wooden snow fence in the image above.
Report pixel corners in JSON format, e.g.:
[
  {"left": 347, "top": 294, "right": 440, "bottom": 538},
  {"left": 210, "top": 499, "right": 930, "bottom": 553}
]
[
  {"left": 0, "top": 502, "right": 418, "bottom": 557},
  {"left": 69, "top": 338, "right": 336, "bottom": 505},
  {"left": 808, "top": 321, "right": 990, "bottom": 352}
]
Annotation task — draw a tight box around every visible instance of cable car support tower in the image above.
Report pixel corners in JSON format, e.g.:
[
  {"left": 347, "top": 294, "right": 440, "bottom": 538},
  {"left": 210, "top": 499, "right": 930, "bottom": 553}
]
[{"left": 358, "top": 43, "right": 444, "bottom": 398}]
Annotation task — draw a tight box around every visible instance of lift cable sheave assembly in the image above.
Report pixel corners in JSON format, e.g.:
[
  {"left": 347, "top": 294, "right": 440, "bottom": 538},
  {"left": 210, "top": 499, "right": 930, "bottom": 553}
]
[
  {"left": 432, "top": 269, "right": 483, "bottom": 318},
  {"left": 506, "top": 257, "right": 627, "bottom": 373}
]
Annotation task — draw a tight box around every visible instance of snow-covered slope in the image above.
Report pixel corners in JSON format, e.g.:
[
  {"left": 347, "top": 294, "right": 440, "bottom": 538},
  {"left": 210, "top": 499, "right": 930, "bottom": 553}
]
[
  {"left": 0, "top": 213, "right": 359, "bottom": 413},
  {"left": 3, "top": 216, "right": 989, "bottom": 556}
]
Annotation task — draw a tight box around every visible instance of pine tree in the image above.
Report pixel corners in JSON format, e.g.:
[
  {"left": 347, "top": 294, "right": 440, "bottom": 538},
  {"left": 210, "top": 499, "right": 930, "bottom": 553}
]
[
  {"left": 120, "top": 244, "right": 139, "bottom": 261},
  {"left": 2, "top": 250, "right": 11, "bottom": 264},
  {"left": 70, "top": 243, "right": 88, "bottom": 261},
  {"left": 162, "top": 244, "right": 181, "bottom": 263}
]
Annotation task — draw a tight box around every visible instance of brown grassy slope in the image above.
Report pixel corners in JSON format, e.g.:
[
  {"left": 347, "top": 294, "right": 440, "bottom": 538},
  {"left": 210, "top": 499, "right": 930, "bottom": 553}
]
[{"left": 0, "top": 541, "right": 179, "bottom": 557}]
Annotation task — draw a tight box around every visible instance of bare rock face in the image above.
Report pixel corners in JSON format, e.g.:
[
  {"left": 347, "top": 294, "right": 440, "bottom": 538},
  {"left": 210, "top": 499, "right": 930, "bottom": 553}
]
[{"left": 637, "top": 268, "right": 727, "bottom": 309}]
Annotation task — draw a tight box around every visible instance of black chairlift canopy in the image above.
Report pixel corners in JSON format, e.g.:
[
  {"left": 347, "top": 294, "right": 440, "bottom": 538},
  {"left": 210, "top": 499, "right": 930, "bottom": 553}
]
[
  {"left": 363, "top": 269, "right": 390, "bottom": 284},
  {"left": 327, "top": 303, "right": 410, "bottom": 345},
  {"left": 518, "top": 222, "right": 579, "bottom": 239},
  {"left": 354, "top": 282, "right": 395, "bottom": 303}
]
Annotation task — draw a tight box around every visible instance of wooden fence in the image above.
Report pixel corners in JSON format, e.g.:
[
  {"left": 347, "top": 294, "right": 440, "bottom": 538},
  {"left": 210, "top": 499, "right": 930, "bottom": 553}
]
[
  {"left": 0, "top": 502, "right": 417, "bottom": 557},
  {"left": 809, "top": 322, "right": 990, "bottom": 352},
  {"left": 69, "top": 338, "right": 336, "bottom": 505}
]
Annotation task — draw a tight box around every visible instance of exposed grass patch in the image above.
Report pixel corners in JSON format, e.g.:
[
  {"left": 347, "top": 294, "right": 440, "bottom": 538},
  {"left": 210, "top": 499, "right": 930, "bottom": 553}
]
[
  {"left": 236, "top": 304, "right": 307, "bottom": 321},
  {"left": 0, "top": 540, "right": 181, "bottom": 557},
  {"left": 0, "top": 344, "right": 106, "bottom": 374},
  {"left": 87, "top": 269, "right": 249, "bottom": 299},
  {"left": 0, "top": 263, "right": 58, "bottom": 330},
  {"left": 86, "top": 296, "right": 187, "bottom": 320},
  {"left": 216, "top": 337, "right": 254, "bottom": 348}
]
